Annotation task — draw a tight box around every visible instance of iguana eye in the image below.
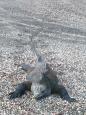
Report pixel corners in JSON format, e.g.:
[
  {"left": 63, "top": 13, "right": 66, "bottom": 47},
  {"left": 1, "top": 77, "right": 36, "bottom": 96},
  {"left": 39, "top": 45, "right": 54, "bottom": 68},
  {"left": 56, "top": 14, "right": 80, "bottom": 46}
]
[{"left": 41, "top": 90, "right": 45, "bottom": 93}]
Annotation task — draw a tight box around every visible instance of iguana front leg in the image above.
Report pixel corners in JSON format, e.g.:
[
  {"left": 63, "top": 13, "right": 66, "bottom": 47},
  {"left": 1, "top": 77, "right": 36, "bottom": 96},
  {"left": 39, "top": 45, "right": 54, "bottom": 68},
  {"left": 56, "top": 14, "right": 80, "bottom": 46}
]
[
  {"left": 9, "top": 81, "right": 32, "bottom": 99},
  {"left": 54, "top": 85, "right": 76, "bottom": 103}
]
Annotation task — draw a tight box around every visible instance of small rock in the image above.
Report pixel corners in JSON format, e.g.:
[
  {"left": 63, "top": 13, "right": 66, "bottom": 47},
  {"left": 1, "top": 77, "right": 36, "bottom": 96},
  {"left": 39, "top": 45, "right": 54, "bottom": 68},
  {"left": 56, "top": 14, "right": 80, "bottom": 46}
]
[{"left": 84, "top": 112, "right": 86, "bottom": 115}]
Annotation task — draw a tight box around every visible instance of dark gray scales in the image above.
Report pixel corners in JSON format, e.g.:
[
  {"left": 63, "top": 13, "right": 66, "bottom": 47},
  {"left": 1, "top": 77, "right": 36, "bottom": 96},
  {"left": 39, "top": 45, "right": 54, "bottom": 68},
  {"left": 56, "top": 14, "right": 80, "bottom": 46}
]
[{"left": 9, "top": 63, "right": 76, "bottom": 103}]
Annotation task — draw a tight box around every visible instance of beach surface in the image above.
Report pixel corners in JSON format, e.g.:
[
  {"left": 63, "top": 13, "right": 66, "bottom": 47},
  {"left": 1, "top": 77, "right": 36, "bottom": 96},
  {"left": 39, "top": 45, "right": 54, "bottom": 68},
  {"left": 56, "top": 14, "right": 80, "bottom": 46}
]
[{"left": 0, "top": 0, "right": 86, "bottom": 114}]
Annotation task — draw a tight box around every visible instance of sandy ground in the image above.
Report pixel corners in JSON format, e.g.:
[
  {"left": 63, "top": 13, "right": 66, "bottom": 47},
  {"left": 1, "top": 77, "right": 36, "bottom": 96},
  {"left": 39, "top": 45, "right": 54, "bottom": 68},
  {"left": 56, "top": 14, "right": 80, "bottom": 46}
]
[{"left": 0, "top": 0, "right": 86, "bottom": 115}]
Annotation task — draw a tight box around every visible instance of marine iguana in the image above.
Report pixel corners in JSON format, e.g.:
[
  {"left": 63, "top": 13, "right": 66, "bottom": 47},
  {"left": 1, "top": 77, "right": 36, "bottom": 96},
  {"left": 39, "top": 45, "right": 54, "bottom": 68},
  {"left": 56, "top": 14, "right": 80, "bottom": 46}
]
[{"left": 9, "top": 35, "right": 76, "bottom": 103}]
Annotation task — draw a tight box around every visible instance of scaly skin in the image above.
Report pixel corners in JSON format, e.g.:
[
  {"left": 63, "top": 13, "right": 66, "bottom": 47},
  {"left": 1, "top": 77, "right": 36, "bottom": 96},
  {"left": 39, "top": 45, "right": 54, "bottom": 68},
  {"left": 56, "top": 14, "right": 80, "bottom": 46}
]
[{"left": 9, "top": 64, "right": 76, "bottom": 102}]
